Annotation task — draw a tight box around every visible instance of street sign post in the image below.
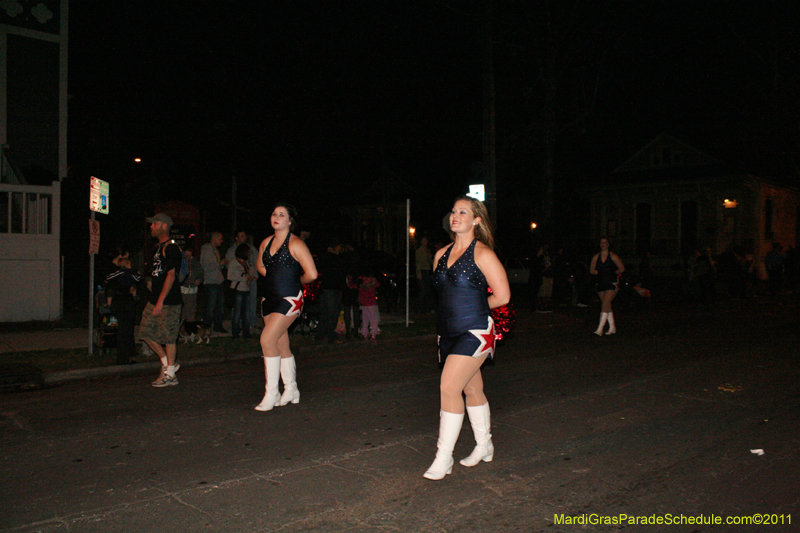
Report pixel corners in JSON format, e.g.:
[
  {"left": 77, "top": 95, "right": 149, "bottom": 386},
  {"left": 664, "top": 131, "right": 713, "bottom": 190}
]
[
  {"left": 90, "top": 176, "right": 109, "bottom": 214},
  {"left": 88, "top": 219, "right": 100, "bottom": 255},
  {"left": 88, "top": 176, "right": 110, "bottom": 355}
]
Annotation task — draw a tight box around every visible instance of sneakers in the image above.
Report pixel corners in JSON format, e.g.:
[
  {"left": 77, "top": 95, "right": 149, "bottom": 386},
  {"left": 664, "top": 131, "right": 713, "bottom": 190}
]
[
  {"left": 152, "top": 372, "right": 178, "bottom": 387},
  {"left": 153, "top": 362, "right": 180, "bottom": 387},
  {"left": 160, "top": 362, "right": 180, "bottom": 374}
]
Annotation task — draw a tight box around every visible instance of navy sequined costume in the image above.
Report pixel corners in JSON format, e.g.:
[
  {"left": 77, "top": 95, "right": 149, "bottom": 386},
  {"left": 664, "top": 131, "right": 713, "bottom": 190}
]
[
  {"left": 433, "top": 239, "right": 495, "bottom": 361},
  {"left": 595, "top": 253, "right": 619, "bottom": 292},
  {"left": 261, "top": 235, "right": 304, "bottom": 317}
]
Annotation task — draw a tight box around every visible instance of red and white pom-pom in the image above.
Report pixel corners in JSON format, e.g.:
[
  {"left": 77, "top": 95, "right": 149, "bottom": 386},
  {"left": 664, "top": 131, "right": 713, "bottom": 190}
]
[
  {"left": 303, "top": 278, "right": 321, "bottom": 302},
  {"left": 487, "top": 287, "right": 516, "bottom": 340}
]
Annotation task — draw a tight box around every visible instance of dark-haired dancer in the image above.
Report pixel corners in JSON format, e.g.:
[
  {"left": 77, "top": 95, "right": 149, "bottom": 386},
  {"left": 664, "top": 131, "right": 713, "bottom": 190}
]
[
  {"left": 424, "top": 196, "right": 510, "bottom": 480},
  {"left": 589, "top": 237, "right": 625, "bottom": 335},
  {"left": 255, "top": 203, "right": 318, "bottom": 411}
]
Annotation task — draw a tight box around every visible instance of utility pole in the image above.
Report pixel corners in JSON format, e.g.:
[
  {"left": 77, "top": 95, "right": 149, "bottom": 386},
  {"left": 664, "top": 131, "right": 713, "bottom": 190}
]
[
  {"left": 231, "top": 176, "right": 237, "bottom": 236},
  {"left": 481, "top": 4, "right": 497, "bottom": 227}
]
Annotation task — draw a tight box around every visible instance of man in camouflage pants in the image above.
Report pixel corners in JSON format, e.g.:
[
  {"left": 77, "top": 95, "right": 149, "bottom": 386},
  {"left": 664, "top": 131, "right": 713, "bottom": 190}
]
[{"left": 140, "top": 213, "right": 183, "bottom": 387}]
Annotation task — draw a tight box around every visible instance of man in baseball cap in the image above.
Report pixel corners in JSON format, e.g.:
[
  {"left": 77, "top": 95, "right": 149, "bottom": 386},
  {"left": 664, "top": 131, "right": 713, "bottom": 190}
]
[
  {"left": 141, "top": 212, "right": 183, "bottom": 387},
  {"left": 146, "top": 213, "right": 174, "bottom": 227}
]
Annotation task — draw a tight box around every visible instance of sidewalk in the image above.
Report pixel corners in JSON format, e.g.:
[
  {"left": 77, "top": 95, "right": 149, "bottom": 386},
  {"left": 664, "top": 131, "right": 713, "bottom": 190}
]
[
  {"left": 0, "top": 313, "right": 425, "bottom": 386},
  {"left": 0, "top": 313, "right": 414, "bottom": 355},
  {"left": 0, "top": 328, "right": 90, "bottom": 354}
]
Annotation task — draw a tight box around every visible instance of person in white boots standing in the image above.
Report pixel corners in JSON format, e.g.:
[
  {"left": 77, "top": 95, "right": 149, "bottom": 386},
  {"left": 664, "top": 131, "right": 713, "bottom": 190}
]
[
  {"left": 425, "top": 196, "right": 510, "bottom": 480},
  {"left": 255, "top": 203, "right": 317, "bottom": 411},
  {"left": 589, "top": 237, "right": 625, "bottom": 336}
]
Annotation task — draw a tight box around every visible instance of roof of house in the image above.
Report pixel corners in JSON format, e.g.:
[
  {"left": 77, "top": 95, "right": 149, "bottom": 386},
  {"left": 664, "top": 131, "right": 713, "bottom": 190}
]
[{"left": 599, "top": 133, "right": 797, "bottom": 190}]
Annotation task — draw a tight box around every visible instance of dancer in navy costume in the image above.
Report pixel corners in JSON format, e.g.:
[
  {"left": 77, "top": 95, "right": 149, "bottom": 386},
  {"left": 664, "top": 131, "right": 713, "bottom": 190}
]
[
  {"left": 589, "top": 236, "right": 625, "bottom": 335},
  {"left": 424, "top": 196, "right": 510, "bottom": 480},
  {"left": 255, "top": 203, "right": 318, "bottom": 411}
]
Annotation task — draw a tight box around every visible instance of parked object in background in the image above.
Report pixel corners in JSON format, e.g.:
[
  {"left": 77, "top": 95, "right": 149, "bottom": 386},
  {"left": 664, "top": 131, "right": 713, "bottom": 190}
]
[{"left": 504, "top": 258, "right": 530, "bottom": 285}]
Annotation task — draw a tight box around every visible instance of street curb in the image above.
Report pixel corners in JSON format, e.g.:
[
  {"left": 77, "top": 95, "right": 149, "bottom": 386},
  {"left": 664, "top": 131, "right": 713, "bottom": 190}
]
[{"left": 43, "top": 334, "right": 437, "bottom": 385}]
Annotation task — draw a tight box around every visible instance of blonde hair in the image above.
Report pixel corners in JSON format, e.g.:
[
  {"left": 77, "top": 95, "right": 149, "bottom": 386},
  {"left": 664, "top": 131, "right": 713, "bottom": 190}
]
[{"left": 449, "top": 196, "right": 496, "bottom": 250}]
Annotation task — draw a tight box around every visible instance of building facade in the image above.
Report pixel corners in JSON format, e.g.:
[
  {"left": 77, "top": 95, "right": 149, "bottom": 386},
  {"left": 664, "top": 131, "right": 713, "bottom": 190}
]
[
  {"left": 585, "top": 134, "right": 799, "bottom": 277},
  {"left": 1, "top": 1, "right": 67, "bottom": 321}
]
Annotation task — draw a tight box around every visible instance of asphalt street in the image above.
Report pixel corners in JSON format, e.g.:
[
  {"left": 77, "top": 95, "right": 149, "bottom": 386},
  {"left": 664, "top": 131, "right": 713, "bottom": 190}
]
[{"left": 1, "top": 299, "right": 798, "bottom": 532}]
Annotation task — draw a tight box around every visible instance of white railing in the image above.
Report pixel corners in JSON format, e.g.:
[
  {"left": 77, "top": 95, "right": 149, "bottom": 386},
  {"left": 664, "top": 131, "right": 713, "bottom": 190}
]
[{"left": 0, "top": 183, "right": 55, "bottom": 234}]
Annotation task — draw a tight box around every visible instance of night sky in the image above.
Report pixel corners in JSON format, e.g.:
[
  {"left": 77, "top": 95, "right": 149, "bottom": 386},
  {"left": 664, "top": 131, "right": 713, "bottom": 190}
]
[{"left": 66, "top": 2, "right": 800, "bottom": 246}]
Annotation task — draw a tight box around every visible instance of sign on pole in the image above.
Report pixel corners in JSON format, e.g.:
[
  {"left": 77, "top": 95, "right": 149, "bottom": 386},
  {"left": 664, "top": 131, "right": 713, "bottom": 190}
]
[
  {"left": 467, "top": 184, "right": 485, "bottom": 202},
  {"left": 87, "top": 175, "right": 109, "bottom": 356},
  {"left": 90, "top": 176, "right": 109, "bottom": 214},
  {"left": 88, "top": 219, "right": 100, "bottom": 254}
]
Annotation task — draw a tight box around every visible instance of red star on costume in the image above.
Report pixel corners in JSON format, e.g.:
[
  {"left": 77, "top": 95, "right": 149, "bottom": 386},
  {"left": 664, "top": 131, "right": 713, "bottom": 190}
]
[
  {"left": 469, "top": 318, "right": 496, "bottom": 358},
  {"left": 284, "top": 291, "right": 304, "bottom": 316}
]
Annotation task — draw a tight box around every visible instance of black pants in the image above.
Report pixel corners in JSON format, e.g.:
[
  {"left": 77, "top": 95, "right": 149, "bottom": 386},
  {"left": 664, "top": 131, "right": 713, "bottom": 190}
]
[
  {"left": 315, "top": 289, "right": 341, "bottom": 341},
  {"left": 342, "top": 303, "right": 361, "bottom": 337},
  {"left": 416, "top": 271, "right": 434, "bottom": 313},
  {"left": 767, "top": 267, "right": 783, "bottom": 297},
  {"left": 111, "top": 299, "right": 136, "bottom": 364}
]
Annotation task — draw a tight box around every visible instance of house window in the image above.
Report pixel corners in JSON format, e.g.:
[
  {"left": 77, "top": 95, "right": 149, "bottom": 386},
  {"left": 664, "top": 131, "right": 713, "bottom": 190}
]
[
  {"left": 651, "top": 153, "right": 662, "bottom": 167},
  {"left": 604, "top": 205, "right": 618, "bottom": 237},
  {"left": 0, "top": 192, "right": 7, "bottom": 232},
  {"left": 724, "top": 210, "right": 737, "bottom": 234},
  {"left": 662, "top": 146, "right": 672, "bottom": 166},
  {"left": 681, "top": 200, "right": 699, "bottom": 257},
  {"left": 764, "top": 198, "right": 775, "bottom": 240},
  {"left": 722, "top": 198, "right": 738, "bottom": 234},
  {"left": 1, "top": 190, "right": 52, "bottom": 234},
  {"left": 636, "top": 203, "right": 652, "bottom": 254}
]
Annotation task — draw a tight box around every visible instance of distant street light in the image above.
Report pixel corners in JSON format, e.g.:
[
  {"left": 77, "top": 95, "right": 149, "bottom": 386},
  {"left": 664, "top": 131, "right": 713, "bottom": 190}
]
[
  {"left": 134, "top": 158, "right": 142, "bottom": 163},
  {"left": 530, "top": 222, "right": 538, "bottom": 231},
  {"left": 409, "top": 226, "right": 416, "bottom": 238}
]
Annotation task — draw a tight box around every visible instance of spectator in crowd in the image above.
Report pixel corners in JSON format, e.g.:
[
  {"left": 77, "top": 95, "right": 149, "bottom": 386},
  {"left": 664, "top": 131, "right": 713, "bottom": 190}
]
[
  {"left": 105, "top": 247, "right": 141, "bottom": 365},
  {"left": 226, "top": 230, "right": 259, "bottom": 331},
  {"left": 200, "top": 232, "right": 228, "bottom": 333},
  {"left": 179, "top": 248, "right": 203, "bottom": 321}
]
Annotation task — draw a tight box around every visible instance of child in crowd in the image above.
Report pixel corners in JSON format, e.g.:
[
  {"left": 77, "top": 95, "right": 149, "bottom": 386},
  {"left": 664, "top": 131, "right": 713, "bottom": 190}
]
[{"left": 355, "top": 273, "right": 381, "bottom": 340}]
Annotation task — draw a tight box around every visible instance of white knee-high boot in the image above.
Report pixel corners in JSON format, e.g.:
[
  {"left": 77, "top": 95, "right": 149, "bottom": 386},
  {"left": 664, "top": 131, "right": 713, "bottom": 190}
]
[
  {"left": 606, "top": 312, "right": 616, "bottom": 334},
  {"left": 594, "top": 312, "right": 608, "bottom": 336},
  {"left": 460, "top": 403, "right": 494, "bottom": 467},
  {"left": 279, "top": 356, "right": 300, "bottom": 406},
  {"left": 255, "top": 356, "right": 282, "bottom": 411},
  {"left": 423, "top": 411, "right": 464, "bottom": 480}
]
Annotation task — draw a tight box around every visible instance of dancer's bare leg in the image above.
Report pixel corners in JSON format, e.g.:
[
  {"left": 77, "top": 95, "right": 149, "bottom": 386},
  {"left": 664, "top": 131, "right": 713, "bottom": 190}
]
[
  {"left": 599, "top": 290, "right": 617, "bottom": 313},
  {"left": 255, "top": 313, "right": 297, "bottom": 411},
  {"left": 439, "top": 353, "right": 488, "bottom": 414},
  {"left": 276, "top": 328, "right": 293, "bottom": 359},
  {"left": 260, "top": 313, "right": 297, "bottom": 358},
  {"left": 463, "top": 368, "right": 488, "bottom": 407}
]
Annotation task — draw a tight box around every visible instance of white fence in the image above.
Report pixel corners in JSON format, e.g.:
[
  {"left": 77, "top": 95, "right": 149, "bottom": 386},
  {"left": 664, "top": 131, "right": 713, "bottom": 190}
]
[{"left": 0, "top": 181, "right": 62, "bottom": 322}]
